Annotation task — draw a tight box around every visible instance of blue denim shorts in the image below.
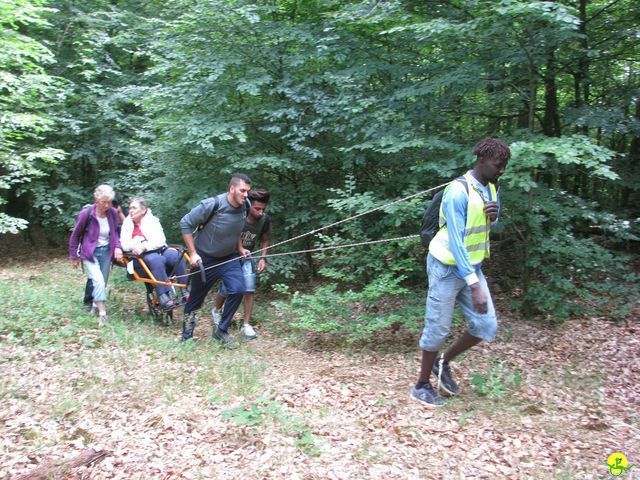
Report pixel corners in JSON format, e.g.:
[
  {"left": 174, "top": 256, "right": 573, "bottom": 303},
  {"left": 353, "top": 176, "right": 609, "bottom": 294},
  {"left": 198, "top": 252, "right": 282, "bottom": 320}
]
[
  {"left": 419, "top": 254, "right": 498, "bottom": 351},
  {"left": 219, "top": 258, "right": 256, "bottom": 296}
]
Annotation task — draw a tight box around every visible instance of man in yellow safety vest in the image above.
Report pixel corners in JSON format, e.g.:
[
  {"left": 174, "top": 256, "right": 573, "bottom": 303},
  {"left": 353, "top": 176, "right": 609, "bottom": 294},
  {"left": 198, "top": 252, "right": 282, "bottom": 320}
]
[{"left": 411, "top": 138, "right": 511, "bottom": 407}]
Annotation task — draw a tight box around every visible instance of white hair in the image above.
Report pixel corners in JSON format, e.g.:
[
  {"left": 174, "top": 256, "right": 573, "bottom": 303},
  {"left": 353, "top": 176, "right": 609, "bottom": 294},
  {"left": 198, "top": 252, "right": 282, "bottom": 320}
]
[{"left": 93, "top": 184, "right": 115, "bottom": 201}]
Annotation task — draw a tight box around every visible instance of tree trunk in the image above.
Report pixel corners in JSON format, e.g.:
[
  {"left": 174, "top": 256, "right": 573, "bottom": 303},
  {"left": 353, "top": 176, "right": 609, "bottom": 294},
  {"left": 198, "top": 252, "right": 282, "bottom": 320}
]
[
  {"left": 14, "top": 448, "right": 109, "bottom": 480},
  {"left": 522, "top": 45, "right": 538, "bottom": 318},
  {"left": 574, "top": 0, "right": 590, "bottom": 120},
  {"left": 542, "top": 48, "right": 561, "bottom": 137}
]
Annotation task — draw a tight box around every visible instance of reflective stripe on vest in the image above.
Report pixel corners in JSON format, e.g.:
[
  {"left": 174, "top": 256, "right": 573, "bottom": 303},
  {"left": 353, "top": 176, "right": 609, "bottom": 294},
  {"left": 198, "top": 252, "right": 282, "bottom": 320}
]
[{"left": 428, "top": 179, "right": 497, "bottom": 266}]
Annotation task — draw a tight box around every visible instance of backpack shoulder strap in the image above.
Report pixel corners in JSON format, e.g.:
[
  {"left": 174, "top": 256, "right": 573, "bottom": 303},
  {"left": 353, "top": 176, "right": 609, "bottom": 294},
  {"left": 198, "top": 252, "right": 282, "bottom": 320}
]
[
  {"left": 438, "top": 176, "right": 470, "bottom": 224},
  {"left": 197, "top": 196, "right": 219, "bottom": 231},
  {"left": 259, "top": 212, "right": 270, "bottom": 239},
  {"left": 79, "top": 205, "right": 92, "bottom": 240},
  {"left": 198, "top": 195, "right": 250, "bottom": 232},
  {"left": 456, "top": 176, "right": 469, "bottom": 196}
]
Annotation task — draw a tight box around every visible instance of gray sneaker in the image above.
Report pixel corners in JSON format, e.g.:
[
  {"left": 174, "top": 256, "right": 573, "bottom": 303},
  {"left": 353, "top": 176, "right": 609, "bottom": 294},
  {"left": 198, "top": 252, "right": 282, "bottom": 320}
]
[
  {"left": 432, "top": 356, "right": 460, "bottom": 396},
  {"left": 241, "top": 324, "right": 257, "bottom": 340},
  {"left": 410, "top": 384, "right": 445, "bottom": 407},
  {"left": 211, "top": 308, "right": 221, "bottom": 326},
  {"left": 212, "top": 327, "right": 238, "bottom": 349}
]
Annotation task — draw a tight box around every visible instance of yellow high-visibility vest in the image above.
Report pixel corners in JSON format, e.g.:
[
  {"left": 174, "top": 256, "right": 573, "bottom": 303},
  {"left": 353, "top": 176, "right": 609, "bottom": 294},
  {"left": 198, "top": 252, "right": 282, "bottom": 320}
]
[{"left": 428, "top": 177, "right": 497, "bottom": 266}]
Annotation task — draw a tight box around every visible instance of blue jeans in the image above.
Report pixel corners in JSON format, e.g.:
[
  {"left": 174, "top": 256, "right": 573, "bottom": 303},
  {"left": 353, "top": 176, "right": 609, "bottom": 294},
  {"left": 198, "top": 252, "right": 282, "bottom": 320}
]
[
  {"left": 218, "top": 258, "right": 256, "bottom": 296},
  {"left": 419, "top": 254, "right": 497, "bottom": 351},
  {"left": 134, "top": 248, "right": 187, "bottom": 296},
  {"left": 83, "top": 245, "right": 111, "bottom": 302},
  {"left": 184, "top": 254, "right": 246, "bottom": 332}
]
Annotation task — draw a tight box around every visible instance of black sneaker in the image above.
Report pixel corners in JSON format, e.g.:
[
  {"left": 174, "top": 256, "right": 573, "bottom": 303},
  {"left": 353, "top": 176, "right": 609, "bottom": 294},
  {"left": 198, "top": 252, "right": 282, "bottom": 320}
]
[
  {"left": 432, "top": 356, "right": 460, "bottom": 396},
  {"left": 159, "top": 292, "right": 180, "bottom": 310},
  {"left": 182, "top": 312, "right": 196, "bottom": 341},
  {"left": 410, "top": 384, "right": 445, "bottom": 407},
  {"left": 212, "top": 327, "right": 238, "bottom": 349}
]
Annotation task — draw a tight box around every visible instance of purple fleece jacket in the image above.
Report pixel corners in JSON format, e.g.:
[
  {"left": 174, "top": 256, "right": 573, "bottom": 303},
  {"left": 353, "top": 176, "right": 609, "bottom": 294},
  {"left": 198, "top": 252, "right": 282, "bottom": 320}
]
[{"left": 69, "top": 205, "right": 122, "bottom": 261}]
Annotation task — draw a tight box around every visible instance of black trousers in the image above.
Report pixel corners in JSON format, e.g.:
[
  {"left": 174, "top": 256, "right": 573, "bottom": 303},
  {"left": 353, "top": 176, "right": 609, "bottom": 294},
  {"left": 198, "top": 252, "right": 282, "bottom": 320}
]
[{"left": 83, "top": 279, "right": 93, "bottom": 305}]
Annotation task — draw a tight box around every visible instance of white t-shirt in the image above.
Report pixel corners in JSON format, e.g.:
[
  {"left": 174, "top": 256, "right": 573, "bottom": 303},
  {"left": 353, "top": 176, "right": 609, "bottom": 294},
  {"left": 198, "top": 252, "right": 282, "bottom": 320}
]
[{"left": 97, "top": 216, "right": 110, "bottom": 247}]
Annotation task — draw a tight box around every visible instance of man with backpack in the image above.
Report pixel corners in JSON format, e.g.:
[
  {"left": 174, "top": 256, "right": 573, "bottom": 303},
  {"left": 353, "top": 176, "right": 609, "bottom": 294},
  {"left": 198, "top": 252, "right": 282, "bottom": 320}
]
[
  {"left": 412, "top": 138, "right": 511, "bottom": 407},
  {"left": 179, "top": 173, "right": 252, "bottom": 348},
  {"left": 211, "top": 189, "right": 271, "bottom": 340}
]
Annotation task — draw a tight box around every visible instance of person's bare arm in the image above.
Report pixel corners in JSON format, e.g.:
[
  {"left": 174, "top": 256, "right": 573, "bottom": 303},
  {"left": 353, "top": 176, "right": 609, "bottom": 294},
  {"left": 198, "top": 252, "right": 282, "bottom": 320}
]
[
  {"left": 237, "top": 236, "right": 250, "bottom": 259},
  {"left": 257, "top": 231, "right": 270, "bottom": 272},
  {"left": 470, "top": 283, "right": 488, "bottom": 314}
]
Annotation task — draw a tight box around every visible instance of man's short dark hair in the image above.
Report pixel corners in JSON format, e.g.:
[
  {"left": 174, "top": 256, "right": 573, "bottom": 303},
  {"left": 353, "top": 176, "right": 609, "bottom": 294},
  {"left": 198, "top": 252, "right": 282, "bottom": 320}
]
[
  {"left": 249, "top": 189, "right": 270, "bottom": 204},
  {"left": 229, "top": 173, "right": 252, "bottom": 188},
  {"left": 112, "top": 192, "right": 124, "bottom": 208},
  {"left": 472, "top": 138, "right": 511, "bottom": 163}
]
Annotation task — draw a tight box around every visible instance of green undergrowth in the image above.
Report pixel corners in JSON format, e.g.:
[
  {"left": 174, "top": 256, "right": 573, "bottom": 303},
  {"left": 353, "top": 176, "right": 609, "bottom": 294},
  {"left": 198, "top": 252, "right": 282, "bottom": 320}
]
[
  {"left": 2, "top": 270, "right": 94, "bottom": 346},
  {"left": 0, "top": 261, "right": 267, "bottom": 402},
  {"left": 271, "top": 281, "right": 425, "bottom": 345},
  {"left": 222, "top": 396, "right": 320, "bottom": 456},
  {"left": 470, "top": 360, "right": 523, "bottom": 399}
]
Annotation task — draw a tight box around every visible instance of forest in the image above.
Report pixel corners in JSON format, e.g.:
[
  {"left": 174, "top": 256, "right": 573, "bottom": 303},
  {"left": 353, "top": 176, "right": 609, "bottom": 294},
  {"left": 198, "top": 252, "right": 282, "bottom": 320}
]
[
  {"left": 2, "top": 0, "right": 639, "bottom": 478},
  {"left": 2, "top": 0, "right": 639, "bottom": 327}
]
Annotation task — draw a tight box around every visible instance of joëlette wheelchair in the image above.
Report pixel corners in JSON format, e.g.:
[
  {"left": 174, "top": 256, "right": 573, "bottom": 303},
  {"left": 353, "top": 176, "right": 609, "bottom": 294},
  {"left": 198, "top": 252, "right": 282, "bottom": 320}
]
[{"left": 119, "top": 245, "right": 205, "bottom": 324}]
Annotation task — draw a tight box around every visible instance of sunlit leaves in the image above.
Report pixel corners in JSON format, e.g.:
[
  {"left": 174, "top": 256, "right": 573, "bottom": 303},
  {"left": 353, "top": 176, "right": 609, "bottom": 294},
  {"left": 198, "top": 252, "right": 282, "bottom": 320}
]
[
  {"left": 508, "top": 135, "right": 618, "bottom": 186},
  {"left": 0, "top": 0, "right": 64, "bottom": 232}
]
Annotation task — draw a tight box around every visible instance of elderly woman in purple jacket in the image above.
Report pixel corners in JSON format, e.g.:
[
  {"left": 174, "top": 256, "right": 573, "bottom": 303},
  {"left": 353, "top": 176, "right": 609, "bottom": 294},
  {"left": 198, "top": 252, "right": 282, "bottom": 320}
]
[{"left": 69, "top": 184, "right": 123, "bottom": 326}]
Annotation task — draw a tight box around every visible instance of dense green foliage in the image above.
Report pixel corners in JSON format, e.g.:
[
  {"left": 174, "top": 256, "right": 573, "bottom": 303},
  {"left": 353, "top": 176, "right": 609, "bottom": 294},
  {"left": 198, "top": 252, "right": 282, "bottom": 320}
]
[
  {"left": 1, "top": 0, "right": 65, "bottom": 233},
  {"left": 2, "top": 0, "right": 638, "bottom": 328}
]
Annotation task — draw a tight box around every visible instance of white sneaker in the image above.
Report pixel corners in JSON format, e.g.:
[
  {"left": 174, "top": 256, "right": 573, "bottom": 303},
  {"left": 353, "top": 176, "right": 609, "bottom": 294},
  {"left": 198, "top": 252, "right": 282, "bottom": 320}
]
[
  {"left": 241, "top": 324, "right": 257, "bottom": 340},
  {"left": 211, "top": 308, "right": 221, "bottom": 326}
]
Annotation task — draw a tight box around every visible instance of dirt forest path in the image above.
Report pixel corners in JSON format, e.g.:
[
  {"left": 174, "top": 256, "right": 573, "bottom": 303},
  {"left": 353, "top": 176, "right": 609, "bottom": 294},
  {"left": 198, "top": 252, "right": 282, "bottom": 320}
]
[{"left": 1, "top": 257, "right": 638, "bottom": 479}]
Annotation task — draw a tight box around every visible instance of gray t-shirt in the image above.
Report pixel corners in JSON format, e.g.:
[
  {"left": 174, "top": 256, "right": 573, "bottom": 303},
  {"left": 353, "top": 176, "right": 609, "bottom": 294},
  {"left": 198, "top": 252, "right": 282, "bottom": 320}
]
[{"left": 179, "top": 193, "right": 247, "bottom": 258}]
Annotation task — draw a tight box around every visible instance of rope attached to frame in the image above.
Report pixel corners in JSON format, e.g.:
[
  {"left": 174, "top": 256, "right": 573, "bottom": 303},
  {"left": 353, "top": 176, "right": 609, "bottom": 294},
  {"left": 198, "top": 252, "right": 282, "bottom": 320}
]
[{"left": 177, "top": 180, "right": 451, "bottom": 279}]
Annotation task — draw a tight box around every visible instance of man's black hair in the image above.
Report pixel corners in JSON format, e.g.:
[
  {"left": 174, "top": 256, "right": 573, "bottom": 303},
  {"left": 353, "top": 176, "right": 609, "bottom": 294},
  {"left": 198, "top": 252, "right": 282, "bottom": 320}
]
[
  {"left": 229, "top": 173, "right": 252, "bottom": 187},
  {"left": 472, "top": 138, "right": 511, "bottom": 163},
  {"left": 249, "top": 189, "right": 270, "bottom": 204},
  {"left": 112, "top": 192, "right": 124, "bottom": 208}
]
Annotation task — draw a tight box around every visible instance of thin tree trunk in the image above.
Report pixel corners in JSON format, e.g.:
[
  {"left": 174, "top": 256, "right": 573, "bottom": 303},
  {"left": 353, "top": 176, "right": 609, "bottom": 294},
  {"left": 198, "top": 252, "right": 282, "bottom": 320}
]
[
  {"left": 522, "top": 42, "right": 538, "bottom": 317},
  {"left": 542, "top": 49, "right": 561, "bottom": 137}
]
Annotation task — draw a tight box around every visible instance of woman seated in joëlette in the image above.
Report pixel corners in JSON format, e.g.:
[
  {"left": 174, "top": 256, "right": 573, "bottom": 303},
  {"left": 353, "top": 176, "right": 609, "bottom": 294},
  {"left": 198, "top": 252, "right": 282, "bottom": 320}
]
[{"left": 120, "top": 197, "right": 188, "bottom": 309}]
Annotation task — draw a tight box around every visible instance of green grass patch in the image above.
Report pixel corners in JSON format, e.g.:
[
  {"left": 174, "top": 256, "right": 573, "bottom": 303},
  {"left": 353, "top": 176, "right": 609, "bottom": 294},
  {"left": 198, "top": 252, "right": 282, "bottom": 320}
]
[
  {"left": 470, "top": 360, "right": 522, "bottom": 399},
  {"left": 0, "top": 260, "right": 267, "bottom": 408},
  {"left": 222, "top": 396, "right": 320, "bottom": 456}
]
